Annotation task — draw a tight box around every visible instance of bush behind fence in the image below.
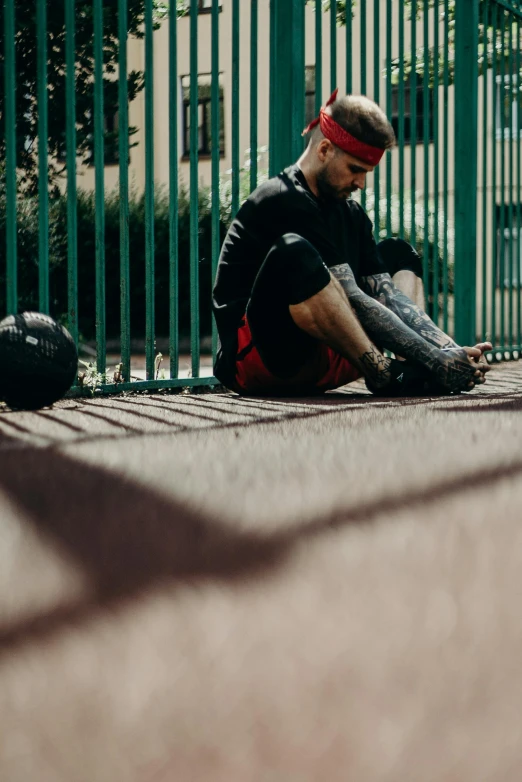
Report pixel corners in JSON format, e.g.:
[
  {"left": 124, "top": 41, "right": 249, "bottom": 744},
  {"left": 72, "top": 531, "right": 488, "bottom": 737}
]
[{"left": 0, "top": 161, "right": 453, "bottom": 344}]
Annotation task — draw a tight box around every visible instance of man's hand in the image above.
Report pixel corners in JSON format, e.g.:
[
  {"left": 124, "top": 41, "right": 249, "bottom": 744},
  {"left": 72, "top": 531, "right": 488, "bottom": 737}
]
[
  {"left": 434, "top": 342, "right": 491, "bottom": 392},
  {"left": 463, "top": 342, "right": 492, "bottom": 387}
]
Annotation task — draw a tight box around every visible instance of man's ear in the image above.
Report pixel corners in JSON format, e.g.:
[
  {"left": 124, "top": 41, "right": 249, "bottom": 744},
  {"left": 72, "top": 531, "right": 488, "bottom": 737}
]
[{"left": 316, "top": 139, "right": 334, "bottom": 163}]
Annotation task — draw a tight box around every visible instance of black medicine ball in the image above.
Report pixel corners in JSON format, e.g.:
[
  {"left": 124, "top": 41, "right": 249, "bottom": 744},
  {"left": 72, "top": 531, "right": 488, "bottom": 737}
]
[{"left": 0, "top": 312, "right": 78, "bottom": 410}]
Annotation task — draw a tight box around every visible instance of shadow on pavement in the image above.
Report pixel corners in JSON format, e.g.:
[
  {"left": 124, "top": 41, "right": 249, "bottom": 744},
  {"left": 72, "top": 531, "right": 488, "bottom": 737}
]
[
  {"left": 0, "top": 446, "right": 289, "bottom": 652},
  {"left": 301, "top": 459, "right": 522, "bottom": 535},
  {"left": 1, "top": 441, "right": 522, "bottom": 654},
  {"left": 3, "top": 386, "right": 519, "bottom": 451},
  {"left": 435, "top": 395, "right": 522, "bottom": 414}
]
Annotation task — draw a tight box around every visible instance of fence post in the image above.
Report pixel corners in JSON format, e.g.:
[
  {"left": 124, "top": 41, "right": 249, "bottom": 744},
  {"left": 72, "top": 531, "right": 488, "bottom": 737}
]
[
  {"left": 269, "top": 0, "right": 305, "bottom": 177},
  {"left": 453, "top": 0, "right": 479, "bottom": 345}
]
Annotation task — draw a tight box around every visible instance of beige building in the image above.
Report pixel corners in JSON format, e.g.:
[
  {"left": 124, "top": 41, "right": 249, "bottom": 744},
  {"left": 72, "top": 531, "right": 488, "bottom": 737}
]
[
  {"left": 76, "top": 0, "right": 521, "bottom": 341},
  {"left": 78, "top": 0, "right": 459, "bottom": 198}
]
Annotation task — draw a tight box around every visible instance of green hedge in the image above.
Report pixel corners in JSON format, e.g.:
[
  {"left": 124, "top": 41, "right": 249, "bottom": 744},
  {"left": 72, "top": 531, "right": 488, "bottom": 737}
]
[
  {"left": 0, "top": 184, "right": 229, "bottom": 341},
  {"left": 0, "top": 170, "right": 452, "bottom": 341}
]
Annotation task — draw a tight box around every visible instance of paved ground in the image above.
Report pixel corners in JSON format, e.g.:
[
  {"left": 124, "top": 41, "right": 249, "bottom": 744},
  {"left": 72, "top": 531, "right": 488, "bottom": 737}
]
[
  {"left": 103, "top": 353, "right": 214, "bottom": 381},
  {"left": 1, "top": 364, "right": 522, "bottom": 781}
]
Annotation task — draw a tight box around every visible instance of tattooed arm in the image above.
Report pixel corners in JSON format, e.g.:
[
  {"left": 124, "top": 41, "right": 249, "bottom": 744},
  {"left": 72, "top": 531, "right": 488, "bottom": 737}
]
[
  {"left": 360, "top": 272, "right": 458, "bottom": 349},
  {"left": 330, "top": 263, "right": 477, "bottom": 393}
]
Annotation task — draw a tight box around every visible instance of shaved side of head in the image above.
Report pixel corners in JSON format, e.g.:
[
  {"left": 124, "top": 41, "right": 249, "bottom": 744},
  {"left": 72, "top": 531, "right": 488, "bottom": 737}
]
[{"left": 307, "top": 94, "right": 395, "bottom": 153}]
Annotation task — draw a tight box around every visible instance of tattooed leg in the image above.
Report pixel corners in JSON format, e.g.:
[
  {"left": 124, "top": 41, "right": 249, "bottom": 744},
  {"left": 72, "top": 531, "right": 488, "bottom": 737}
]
[
  {"left": 392, "top": 269, "right": 426, "bottom": 312},
  {"left": 289, "top": 276, "right": 393, "bottom": 389},
  {"left": 330, "top": 264, "right": 481, "bottom": 393},
  {"left": 361, "top": 272, "right": 457, "bottom": 350},
  {"left": 390, "top": 271, "right": 425, "bottom": 360},
  {"left": 359, "top": 349, "right": 393, "bottom": 389},
  {"left": 361, "top": 271, "right": 491, "bottom": 383}
]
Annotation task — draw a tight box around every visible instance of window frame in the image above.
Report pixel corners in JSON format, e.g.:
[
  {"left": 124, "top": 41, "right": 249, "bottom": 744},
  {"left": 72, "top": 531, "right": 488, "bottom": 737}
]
[
  {"left": 495, "top": 204, "right": 522, "bottom": 288},
  {"left": 495, "top": 72, "right": 522, "bottom": 141},
  {"left": 197, "top": 0, "right": 223, "bottom": 14},
  {"left": 390, "top": 75, "right": 435, "bottom": 145},
  {"left": 181, "top": 72, "right": 225, "bottom": 159},
  {"left": 304, "top": 64, "right": 316, "bottom": 128}
]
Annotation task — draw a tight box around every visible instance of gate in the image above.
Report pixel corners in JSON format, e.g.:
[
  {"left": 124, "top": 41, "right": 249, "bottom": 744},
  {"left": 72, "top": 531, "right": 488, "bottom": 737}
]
[
  {"left": 476, "top": 0, "right": 522, "bottom": 361},
  {"left": 1, "top": 0, "right": 520, "bottom": 396}
]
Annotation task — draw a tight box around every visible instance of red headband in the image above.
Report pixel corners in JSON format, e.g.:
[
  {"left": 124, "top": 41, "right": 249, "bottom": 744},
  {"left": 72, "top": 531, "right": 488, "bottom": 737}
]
[{"left": 302, "top": 89, "right": 385, "bottom": 167}]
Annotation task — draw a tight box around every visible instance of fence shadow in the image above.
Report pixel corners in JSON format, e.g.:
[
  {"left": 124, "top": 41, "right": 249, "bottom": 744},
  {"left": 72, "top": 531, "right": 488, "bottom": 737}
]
[
  {"left": 434, "top": 395, "right": 522, "bottom": 414},
  {"left": 0, "top": 446, "right": 289, "bottom": 652},
  {"left": 1, "top": 441, "right": 522, "bottom": 655}
]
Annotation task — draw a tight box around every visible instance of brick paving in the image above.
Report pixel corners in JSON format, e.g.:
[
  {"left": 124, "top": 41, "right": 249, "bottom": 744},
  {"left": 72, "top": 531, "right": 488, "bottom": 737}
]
[{"left": 1, "top": 363, "right": 522, "bottom": 781}]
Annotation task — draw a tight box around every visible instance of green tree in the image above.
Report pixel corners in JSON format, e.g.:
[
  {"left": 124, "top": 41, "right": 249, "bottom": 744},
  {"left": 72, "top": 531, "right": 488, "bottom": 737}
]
[
  {"left": 0, "top": 0, "right": 179, "bottom": 196},
  {"left": 311, "top": 1, "right": 521, "bottom": 87}
]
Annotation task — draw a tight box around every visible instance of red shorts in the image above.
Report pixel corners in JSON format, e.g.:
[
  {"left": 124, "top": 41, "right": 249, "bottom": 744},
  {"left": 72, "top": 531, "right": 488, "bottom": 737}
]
[{"left": 234, "top": 316, "right": 361, "bottom": 395}]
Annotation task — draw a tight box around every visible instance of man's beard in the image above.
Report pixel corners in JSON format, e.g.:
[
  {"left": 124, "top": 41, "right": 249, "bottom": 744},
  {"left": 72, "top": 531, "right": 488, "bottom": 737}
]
[{"left": 316, "top": 167, "right": 357, "bottom": 201}]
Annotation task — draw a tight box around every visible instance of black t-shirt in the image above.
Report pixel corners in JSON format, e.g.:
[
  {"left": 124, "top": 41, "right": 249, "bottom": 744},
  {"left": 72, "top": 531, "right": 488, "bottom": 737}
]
[{"left": 212, "top": 163, "right": 386, "bottom": 384}]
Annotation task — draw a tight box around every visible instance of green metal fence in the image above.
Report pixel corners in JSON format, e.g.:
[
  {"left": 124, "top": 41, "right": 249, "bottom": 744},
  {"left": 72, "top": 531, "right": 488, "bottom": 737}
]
[
  {"left": 1, "top": 0, "right": 521, "bottom": 397},
  {"left": 478, "top": 0, "right": 522, "bottom": 361}
]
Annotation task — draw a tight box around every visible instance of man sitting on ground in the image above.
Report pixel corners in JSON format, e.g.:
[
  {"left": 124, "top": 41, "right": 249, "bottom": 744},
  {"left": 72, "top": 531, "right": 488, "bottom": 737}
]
[{"left": 212, "top": 90, "right": 491, "bottom": 397}]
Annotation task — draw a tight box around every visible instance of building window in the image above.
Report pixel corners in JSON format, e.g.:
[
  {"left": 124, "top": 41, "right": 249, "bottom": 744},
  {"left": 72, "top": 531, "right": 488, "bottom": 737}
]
[
  {"left": 496, "top": 205, "right": 522, "bottom": 288},
  {"left": 391, "top": 76, "right": 435, "bottom": 144},
  {"left": 177, "top": 0, "right": 223, "bottom": 12},
  {"left": 305, "top": 65, "right": 316, "bottom": 127},
  {"left": 197, "top": 0, "right": 223, "bottom": 13},
  {"left": 495, "top": 72, "right": 522, "bottom": 140},
  {"left": 181, "top": 73, "right": 225, "bottom": 158}
]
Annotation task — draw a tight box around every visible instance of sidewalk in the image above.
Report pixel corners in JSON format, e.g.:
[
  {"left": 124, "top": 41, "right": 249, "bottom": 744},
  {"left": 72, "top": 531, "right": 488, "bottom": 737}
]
[
  {"left": 1, "top": 364, "right": 522, "bottom": 781},
  {"left": 100, "top": 353, "right": 214, "bottom": 381}
]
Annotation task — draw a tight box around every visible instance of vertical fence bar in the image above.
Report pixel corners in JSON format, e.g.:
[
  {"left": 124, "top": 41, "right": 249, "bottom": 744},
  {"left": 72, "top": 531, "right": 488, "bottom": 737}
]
[
  {"left": 4, "top": 0, "right": 17, "bottom": 315},
  {"left": 269, "top": 0, "right": 276, "bottom": 177},
  {"left": 386, "top": 0, "right": 392, "bottom": 236},
  {"left": 398, "top": 0, "right": 405, "bottom": 238},
  {"left": 508, "top": 16, "right": 514, "bottom": 352},
  {"left": 360, "top": 0, "right": 367, "bottom": 210},
  {"left": 65, "top": 0, "right": 78, "bottom": 345},
  {"left": 269, "top": 0, "right": 305, "bottom": 174},
  {"left": 442, "top": 0, "right": 449, "bottom": 333},
  {"left": 422, "top": 0, "right": 430, "bottom": 311},
  {"left": 499, "top": 10, "right": 506, "bottom": 351},
  {"left": 211, "top": 0, "right": 221, "bottom": 361},
  {"left": 360, "top": 0, "right": 367, "bottom": 95},
  {"left": 169, "top": 1, "right": 179, "bottom": 377},
  {"left": 315, "top": 0, "right": 323, "bottom": 112},
  {"left": 481, "top": 1, "right": 489, "bottom": 343},
  {"left": 432, "top": 0, "right": 440, "bottom": 324},
  {"left": 491, "top": 3, "right": 498, "bottom": 350},
  {"left": 37, "top": 0, "right": 49, "bottom": 314},
  {"left": 411, "top": 0, "right": 417, "bottom": 249},
  {"left": 145, "top": 0, "right": 155, "bottom": 379},
  {"left": 454, "top": 0, "right": 479, "bottom": 346},
  {"left": 93, "top": 0, "right": 106, "bottom": 374},
  {"left": 231, "top": 0, "right": 240, "bottom": 217},
  {"left": 373, "top": 0, "right": 380, "bottom": 235},
  {"left": 249, "top": 0, "right": 258, "bottom": 193},
  {"left": 119, "top": 0, "right": 131, "bottom": 381},
  {"left": 189, "top": 0, "right": 200, "bottom": 377},
  {"left": 345, "top": 0, "right": 352, "bottom": 94},
  {"left": 330, "top": 0, "right": 337, "bottom": 93},
  {"left": 516, "top": 17, "right": 522, "bottom": 357}
]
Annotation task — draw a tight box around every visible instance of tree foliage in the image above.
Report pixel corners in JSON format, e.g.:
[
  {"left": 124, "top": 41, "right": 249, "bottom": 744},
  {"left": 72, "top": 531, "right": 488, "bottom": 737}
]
[
  {"left": 0, "top": 0, "right": 173, "bottom": 195},
  {"left": 310, "top": 0, "right": 522, "bottom": 89}
]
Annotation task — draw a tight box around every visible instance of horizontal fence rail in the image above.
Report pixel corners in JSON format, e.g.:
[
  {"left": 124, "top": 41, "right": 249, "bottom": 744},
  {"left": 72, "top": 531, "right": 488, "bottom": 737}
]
[{"left": 1, "top": 0, "right": 521, "bottom": 400}]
